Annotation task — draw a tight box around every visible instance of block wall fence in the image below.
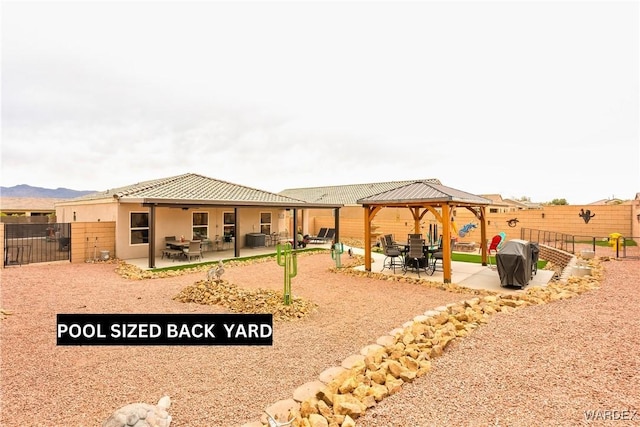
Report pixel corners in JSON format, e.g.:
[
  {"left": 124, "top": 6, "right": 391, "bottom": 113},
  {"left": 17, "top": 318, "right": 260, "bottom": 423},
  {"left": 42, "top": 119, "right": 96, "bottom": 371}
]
[
  {"left": 70, "top": 222, "right": 116, "bottom": 263},
  {"left": 308, "top": 203, "right": 640, "bottom": 245},
  {"left": 3, "top": 202, "right": 638, "bottom": 266}
]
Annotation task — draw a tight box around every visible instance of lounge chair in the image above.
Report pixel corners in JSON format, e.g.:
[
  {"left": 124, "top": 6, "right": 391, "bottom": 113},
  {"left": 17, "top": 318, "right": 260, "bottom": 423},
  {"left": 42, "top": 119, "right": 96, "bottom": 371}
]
[
  {"left": 308, "top": 228, "right": 328, "bottom": 244},
  {"left": 323, "top": 228, "right": 336, "bottom": 243}
]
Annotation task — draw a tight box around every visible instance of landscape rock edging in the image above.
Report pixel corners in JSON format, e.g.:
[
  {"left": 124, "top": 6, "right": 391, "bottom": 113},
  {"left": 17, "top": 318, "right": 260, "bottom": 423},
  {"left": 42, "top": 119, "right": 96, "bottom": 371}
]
[{"left": 242, "top": 255, "right": 605, "bottom": 427}]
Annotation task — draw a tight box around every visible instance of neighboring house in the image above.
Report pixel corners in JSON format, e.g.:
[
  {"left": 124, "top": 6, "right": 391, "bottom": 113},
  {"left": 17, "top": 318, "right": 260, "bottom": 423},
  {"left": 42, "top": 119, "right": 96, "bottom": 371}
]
[
  {"left": 280, "top": 179, "right": 493, "bottom": 241},
  {"left": 55, "top": 173, "right": 342, "bottom": 267},
  {"left": 588, "top": 197, "right": 630, "bottom": 205},
  {"left": 280, "top": 179, "right": 443, "bottom": 236},
  {"left": 280, "top": 179, "right": 442, "bottom": 206},
  {"left": 479, "top": 195, "right": 520, "bottom": 213},
  {"left": 0, "top": 197, "right": 64, "bottom": 221}
]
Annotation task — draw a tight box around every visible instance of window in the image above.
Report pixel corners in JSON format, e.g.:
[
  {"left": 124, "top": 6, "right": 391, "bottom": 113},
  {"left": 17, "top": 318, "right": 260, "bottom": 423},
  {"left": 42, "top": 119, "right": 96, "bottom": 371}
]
[
  {"left": 192, "top": 212, "right": 209, "bottom": 240},
  {"left": 130, "top": 212, "right": 149, "bottom": 245},
  {"left": 223, "top": 212, "right": 235, "bottom": 237},
  {"left": 260, "top": 212, "right": 272, "bottom": 235},
  {"left": 489, "top": 208, "right": 499, "bottom": 214}
]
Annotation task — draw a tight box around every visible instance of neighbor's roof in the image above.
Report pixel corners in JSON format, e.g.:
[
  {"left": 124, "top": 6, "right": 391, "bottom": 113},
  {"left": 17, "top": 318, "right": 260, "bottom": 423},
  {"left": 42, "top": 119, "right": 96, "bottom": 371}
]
[
  {"left": 0, "top": 197, "right": 64, "bottom": 211},
  {"left": 480, "top": 194, "right": 509, "bottom": 205},
  {"left": 587, "top": 198, "right": 630, "bottom": 206},
  {"left": 357, "top": 181, "right": 492, "bottom": 206},
  {"left": 58, "top": 173, "right": 341, "bottom": 208},
  {"left": 279, "top": 179, "right": 442, "bottom": 206},
  {"left": 502, "top": 198, "right": 531, "bottom": 209}
]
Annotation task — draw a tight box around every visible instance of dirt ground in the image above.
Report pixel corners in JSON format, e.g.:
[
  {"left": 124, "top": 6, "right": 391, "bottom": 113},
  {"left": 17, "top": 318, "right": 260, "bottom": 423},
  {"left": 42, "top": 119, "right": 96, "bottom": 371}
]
[
  {"left": 0, "top": 254, "right": 638, "bottom": 426},
  {"left": 0, "top": 255, "right": 478, "bottom": 426}
]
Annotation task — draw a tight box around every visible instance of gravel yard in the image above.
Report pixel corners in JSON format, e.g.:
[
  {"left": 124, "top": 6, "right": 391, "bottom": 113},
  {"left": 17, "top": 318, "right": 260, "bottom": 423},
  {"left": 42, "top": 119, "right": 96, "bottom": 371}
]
[{"left": 0, "top": 254, "right": 638, "bottom": 426}]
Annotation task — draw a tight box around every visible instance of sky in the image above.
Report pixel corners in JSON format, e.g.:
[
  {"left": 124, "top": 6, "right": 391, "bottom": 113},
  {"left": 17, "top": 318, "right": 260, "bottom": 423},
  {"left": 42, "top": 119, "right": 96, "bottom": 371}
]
[{"left": 1, "top": 1, "right": 638, "bottom": 204}]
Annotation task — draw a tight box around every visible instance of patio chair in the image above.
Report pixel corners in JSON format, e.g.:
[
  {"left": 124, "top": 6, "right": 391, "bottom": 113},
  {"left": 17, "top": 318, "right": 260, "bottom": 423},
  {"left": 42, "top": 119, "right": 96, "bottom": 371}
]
[
  {"left": 384, "top": 234, "right": 397, "bottom": 248},
  {"left": 183, "top": 240, "right": 202, "bottom": 262},
  {"left": 161, "top": 248, "right": 184, "bottom": 261},
  {"left": 408, "top": 233, "right": 422, "bottom": 242},
  {"left": 428, "top": 238, "right": 455, "bottom": 275},
  {"left": 404, "top": 238, "right": 428, "bottom": 277},
  {"left": 161, "top": 236, "right": 183, "bottom": 260},
  {"left": 380, "top": 236, "right": 403, "bottom": 273},
  {"left": 58, "top": 237, "right": 70, "bottom": 251},
  {"left": 323, "top": 228, "right": 336, "bottom": 243},
  {"left": 487, "top": 234, "right": 504, "bottom": 270},
  {"left": 308, "top": 227, "right": 328, "bottom": 244}
]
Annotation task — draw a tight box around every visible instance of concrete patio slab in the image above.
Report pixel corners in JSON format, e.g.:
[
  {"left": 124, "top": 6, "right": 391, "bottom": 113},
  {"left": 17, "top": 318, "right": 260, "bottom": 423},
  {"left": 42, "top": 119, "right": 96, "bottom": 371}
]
[
  {"left": 125, "top": 243, "right": 554, "bottom": 296},
  {"left": 346, "top": 245, "right": 554, "bottom": 296}
]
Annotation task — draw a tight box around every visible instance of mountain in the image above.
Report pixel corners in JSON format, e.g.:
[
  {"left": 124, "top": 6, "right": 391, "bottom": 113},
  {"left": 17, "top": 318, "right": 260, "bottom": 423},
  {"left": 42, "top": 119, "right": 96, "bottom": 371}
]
[{"left": 0, "top": 184, "right": 96, "bottom": 199}]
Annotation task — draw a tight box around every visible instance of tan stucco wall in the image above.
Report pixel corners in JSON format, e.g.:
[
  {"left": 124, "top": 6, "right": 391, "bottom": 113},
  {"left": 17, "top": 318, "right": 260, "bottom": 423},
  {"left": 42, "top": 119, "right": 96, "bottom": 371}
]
[
  {"left": 55, "top": 199, "right": 118, "bottom": 223},
  {"left": 115, "top": 204, "right": 288, "bottom": 260}
]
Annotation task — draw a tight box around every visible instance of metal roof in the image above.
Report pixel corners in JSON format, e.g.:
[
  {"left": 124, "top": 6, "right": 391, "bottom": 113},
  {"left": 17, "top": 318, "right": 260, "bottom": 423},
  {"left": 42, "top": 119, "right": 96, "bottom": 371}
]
[
  {"left": 279, "top": 178, "right": 442, "bottom": 206},
  {"left": 357, "top": 181, "right": 493, "bottom": 206},
  {"left": 58, "top": 173, "right": 341, "bottom": 208}
]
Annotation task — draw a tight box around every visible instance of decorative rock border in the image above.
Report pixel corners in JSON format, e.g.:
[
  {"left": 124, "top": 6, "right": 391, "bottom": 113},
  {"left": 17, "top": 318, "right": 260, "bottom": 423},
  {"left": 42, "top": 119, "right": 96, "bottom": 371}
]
[{"left": 241, "top": 255, "right": 604, "bottom": 427}]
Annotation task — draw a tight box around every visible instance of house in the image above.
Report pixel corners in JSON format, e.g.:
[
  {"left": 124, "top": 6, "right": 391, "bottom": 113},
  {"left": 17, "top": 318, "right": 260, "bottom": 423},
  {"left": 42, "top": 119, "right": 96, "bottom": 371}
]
[
  {"left": 55, "top": 173, "right": 342, "bottom": 267},
  {"left": 588, "top": 197, "right": 630, "bottom": 205},
  {"left": 280, "top": 179, "right": 444, "bottom": 239},
  {"left": 280, "top": 179, "right": 495, "bottom": 244},
  {"left": 280, "top": 179, "right": 442, "bottom": 206},
  {"left": 478, "top": 195, "right": 520, "bottom": 213},
  {"left": 0, "top": 197, "right": 63, "bottom": 221}
]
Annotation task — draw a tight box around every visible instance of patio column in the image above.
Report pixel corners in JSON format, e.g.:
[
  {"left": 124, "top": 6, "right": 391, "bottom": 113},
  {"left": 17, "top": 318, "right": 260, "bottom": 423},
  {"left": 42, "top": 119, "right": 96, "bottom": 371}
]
[
  {"left": 302, "top": 209, "right": 310, "bottom": 235},
  {"left": 334, "top": 207, "right": 340, "bottom": 244},
  {"left": 292, "top": 208, "right": 298, "bottom": 249},
  {"left": 233, "top": 207, "right": 239, "bottom": 257},
  {"left": 148, "top": 204, "right": 156, "bottom": 269}
]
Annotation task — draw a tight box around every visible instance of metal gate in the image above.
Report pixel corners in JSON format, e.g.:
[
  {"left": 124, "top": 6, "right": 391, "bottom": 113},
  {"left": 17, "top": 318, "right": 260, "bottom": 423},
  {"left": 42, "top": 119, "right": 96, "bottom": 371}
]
[
  {"left": 3, "top": 223, "right": 71, "bottom": 266},
  {"left": 520, "top": 228, "right": 639, "bottom": 260}
]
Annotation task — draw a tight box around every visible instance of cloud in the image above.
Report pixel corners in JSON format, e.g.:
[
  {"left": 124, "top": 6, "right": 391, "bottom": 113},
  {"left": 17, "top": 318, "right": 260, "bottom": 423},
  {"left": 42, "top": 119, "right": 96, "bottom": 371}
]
[{"left": 1, "top": 1, "right": 638, "bottom": 204}]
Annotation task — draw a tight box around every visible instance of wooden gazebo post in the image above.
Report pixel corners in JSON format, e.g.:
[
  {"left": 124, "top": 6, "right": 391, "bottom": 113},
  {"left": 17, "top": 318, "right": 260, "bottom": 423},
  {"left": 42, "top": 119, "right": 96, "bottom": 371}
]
[
  {"left": 364, "top": 207, "right": 372, "bottom": 271},
  {"left": 480, "top": 206, "right": 488, "bottom": 265},
  {"left": 442, "top": 203, "right": 452, "bottom": 283}
]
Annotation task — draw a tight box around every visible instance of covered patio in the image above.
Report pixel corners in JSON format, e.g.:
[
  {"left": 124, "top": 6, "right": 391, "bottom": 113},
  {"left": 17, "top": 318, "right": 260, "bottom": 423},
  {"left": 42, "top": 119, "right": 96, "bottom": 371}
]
[
  {"left": 126, "top": 240, "right": 334, "bottom": 270},
  {"left": 357, "top": 181, "right": 493, "bottom": 283}
]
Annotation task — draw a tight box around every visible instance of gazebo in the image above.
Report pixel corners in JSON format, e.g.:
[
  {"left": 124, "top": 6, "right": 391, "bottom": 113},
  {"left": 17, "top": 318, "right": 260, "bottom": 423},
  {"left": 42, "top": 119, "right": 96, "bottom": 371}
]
[{"left": 357, "top": 181, "right": 493, "bottom": 283}]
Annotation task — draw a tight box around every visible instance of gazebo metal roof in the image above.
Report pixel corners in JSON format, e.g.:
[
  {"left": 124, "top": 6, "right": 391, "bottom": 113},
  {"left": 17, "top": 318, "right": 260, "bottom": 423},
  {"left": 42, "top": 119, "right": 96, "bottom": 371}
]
[{"left": 357, "top": 181, "right": 493, "bottom": 206}]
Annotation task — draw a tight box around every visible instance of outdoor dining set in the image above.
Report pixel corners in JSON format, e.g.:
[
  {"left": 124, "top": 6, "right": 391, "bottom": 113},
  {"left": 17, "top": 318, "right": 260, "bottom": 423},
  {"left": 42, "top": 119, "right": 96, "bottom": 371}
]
[
  {"left": 379, "top": 233, "right": 453, "bottom": 278},
  {"left": 161, "top": 235, "right": 234, "bottom": 262}
]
